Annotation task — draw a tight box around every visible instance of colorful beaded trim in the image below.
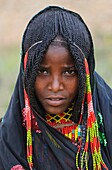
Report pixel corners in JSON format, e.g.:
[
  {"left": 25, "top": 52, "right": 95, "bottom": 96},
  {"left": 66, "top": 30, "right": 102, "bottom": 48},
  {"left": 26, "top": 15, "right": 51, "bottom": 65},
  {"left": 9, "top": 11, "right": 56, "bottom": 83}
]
[
  {"left": 45, "top": 107, "right": 73, "bottom": 125},
  {"left": 97, "top": 111, "right": 107, "bottom": 146},
  {"left": 45, "top": 106, "right": 82, "bottom": 143}
]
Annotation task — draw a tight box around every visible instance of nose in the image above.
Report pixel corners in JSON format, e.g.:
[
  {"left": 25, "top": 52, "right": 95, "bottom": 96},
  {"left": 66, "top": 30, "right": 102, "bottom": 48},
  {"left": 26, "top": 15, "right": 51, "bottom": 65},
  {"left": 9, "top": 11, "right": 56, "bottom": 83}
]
[{"left": 48, "top": 76, "right": 64, "bottom": 92}]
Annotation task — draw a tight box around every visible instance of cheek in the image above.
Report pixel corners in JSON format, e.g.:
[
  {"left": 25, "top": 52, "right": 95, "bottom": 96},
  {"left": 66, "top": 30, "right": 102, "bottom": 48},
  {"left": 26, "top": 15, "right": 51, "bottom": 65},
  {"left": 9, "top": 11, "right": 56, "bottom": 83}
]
[
  {"left": 34, "top": 79, "right": 44, "bottom": 98},
  {"left": 67, "top": 78, "right": 79, "bottom": 97}
]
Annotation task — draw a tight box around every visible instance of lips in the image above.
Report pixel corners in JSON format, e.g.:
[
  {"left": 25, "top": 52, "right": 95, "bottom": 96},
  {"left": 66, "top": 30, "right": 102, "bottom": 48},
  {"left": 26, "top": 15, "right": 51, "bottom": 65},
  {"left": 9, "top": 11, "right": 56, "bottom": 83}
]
[
  {"left": 49, "top": 98, "right": 63, "bottom": 101},
  {"left": 45, "top": 96, "right": 66, "bottom": 106}
]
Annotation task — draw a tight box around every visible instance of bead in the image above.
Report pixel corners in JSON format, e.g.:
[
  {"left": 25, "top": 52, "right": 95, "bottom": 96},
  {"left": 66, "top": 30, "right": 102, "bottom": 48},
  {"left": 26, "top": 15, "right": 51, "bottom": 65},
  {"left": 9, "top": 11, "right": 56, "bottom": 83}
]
[{"left": 68, "top": 132, "right": 72, "bottom": 139}]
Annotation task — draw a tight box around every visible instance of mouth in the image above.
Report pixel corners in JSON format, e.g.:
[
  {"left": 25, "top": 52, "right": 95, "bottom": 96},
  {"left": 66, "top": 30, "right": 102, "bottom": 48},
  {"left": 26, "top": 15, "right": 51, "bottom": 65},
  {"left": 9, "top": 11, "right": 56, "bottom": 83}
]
[
  {"left": 45, "top": 96, "right": 66, "bottom": 106},
  {"left": 48, "top": 98, "right": 64, "bottom": 100}
]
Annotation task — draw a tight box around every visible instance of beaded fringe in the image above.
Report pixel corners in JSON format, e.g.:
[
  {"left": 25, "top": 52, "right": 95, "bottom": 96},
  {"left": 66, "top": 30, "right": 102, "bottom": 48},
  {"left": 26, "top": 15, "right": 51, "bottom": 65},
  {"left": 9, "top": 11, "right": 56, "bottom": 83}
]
[
  {"left": 76, "top": 58, "right": 108, "bottom": 170},
  {"left": 24, "top": 52, "right": 33, "bottom": 169}
]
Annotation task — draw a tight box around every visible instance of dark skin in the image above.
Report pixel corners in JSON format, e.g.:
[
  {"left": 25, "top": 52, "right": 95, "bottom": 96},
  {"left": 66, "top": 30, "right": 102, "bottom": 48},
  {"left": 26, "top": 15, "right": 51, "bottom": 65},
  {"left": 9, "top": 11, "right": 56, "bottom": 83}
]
[{"left": 35, "top": 45, "right": 79, "bottom": 115}]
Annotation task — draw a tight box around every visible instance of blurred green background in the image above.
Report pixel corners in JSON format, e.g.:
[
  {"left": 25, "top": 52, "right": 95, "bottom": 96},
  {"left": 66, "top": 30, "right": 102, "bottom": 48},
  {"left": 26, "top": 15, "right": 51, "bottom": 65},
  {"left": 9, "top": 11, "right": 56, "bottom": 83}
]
[{"left": 0, "top": 0, "right": 112, "bottom": 117}]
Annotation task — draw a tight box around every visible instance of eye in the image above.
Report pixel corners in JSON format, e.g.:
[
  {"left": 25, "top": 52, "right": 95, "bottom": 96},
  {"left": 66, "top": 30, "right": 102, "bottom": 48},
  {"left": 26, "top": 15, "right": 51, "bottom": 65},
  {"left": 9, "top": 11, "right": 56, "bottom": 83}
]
[
  {"left": 37, "top": 69, "right": 49, "bottom": 75},
  {"left": 63, "top": 69, "right": 77, "bottom": 76}
]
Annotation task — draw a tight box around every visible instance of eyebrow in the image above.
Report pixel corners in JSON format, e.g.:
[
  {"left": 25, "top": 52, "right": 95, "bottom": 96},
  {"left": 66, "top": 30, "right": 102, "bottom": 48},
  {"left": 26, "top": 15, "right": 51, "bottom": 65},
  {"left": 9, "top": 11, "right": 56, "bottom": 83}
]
[
  {"left": 64, "top": 66, "right": 75, "bottom": 68},
  {"left": 39, "top": 65, "right": 75, "bottom": 68}
]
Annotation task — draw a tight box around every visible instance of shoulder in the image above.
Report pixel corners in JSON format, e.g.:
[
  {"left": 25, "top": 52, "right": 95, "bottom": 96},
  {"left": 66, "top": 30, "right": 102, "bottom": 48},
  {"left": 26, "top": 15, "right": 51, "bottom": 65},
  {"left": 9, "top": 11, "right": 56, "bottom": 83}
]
[
  {"left": 94, "top": 72, "right": 112, "bottom": 166},
  {"left": 94, "top": 71, "right": 112, "bottom": 101}
]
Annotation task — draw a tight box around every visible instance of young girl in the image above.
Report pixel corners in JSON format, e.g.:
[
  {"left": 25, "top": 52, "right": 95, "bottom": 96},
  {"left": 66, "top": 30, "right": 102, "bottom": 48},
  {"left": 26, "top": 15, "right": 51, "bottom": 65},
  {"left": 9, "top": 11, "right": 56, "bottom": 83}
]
[{"left": 0, "top": 6, "right": 112, "bottom": 170}]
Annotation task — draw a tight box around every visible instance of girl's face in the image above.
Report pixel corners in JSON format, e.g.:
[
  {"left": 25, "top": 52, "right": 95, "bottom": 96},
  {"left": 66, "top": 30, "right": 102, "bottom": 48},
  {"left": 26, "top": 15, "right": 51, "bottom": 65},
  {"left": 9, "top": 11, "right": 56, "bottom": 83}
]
[{"left": 35, "top": 45, "right": 79, "bottom": 115}]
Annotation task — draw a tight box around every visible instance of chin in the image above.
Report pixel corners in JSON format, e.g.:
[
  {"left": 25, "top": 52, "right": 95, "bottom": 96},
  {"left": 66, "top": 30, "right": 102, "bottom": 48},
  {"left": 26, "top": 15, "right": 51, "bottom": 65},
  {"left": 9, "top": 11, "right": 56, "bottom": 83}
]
[{"left": 45, "top": 107, "right": 67, "bottom": 115}]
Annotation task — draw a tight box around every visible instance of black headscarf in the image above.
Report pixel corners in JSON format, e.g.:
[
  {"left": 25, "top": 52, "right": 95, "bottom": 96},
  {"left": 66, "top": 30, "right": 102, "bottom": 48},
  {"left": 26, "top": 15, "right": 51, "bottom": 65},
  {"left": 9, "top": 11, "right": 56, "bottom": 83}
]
[
  {"left": 0, "top": 6, "right": 112, "bottom": 170},
  {"left": 22, "top": 6, "right": 95, "bottom": 123}
]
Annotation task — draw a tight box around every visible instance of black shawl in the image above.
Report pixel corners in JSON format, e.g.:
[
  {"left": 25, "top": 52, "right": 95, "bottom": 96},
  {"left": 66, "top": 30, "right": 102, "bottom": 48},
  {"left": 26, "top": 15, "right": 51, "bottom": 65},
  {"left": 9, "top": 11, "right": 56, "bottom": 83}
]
[{"left": 0, "top": 70, "right": 112, "bottom": 170}]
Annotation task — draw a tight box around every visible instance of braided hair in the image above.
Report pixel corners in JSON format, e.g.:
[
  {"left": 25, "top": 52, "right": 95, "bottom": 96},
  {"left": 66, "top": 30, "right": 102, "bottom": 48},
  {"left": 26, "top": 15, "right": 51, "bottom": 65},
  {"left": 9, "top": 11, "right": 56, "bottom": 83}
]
[{"left": 22, "top": 6, "right": 95, "bottom": 123}]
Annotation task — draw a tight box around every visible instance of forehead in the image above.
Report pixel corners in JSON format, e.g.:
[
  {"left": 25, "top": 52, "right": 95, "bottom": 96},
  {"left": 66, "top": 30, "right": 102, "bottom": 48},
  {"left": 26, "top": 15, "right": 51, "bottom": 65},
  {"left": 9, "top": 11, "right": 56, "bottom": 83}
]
[{"left": 41, "top": 45, "right": 74, "bottom": 65}]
